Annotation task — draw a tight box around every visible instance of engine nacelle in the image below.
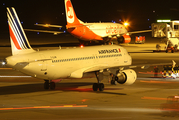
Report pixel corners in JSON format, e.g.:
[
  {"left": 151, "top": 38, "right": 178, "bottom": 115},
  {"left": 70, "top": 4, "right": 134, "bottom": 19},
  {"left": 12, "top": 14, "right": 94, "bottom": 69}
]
[
  {"left": 117, "top": 34, "right": 131, "bottom": 43},
  {"left": 116, "top": 69, "right": 137, "bottom": 85}
]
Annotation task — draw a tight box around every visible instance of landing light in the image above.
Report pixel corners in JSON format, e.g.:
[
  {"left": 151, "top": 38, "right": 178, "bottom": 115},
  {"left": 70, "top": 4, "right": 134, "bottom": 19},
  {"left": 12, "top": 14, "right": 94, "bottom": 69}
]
[
  {"left": 124, "top": 22, "right": 129, "bottom": 27},
  {"left": 44, "top": 24, "right": 50, "bottom": 27},
  {"left": 1, "top": 60, "right": 6, "bottom": 66},
  {"left": 80, "top": 45, "right": 84, "bottom": 48},
  {"left": 2, "top": 62, "right": 6, "bottom": 65}
]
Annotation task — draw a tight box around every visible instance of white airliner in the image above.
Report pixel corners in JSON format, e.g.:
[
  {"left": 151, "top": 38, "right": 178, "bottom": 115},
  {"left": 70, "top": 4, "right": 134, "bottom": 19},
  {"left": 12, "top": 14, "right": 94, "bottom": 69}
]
[
  {"left": 31, "top": 0, "right": 151, "bottom": 45},
  {"left": 5, "top": 7, "right": 139, "bottom": 91},
  {"left": 64, "top": 0, "right": 131, "bottom": 44}
]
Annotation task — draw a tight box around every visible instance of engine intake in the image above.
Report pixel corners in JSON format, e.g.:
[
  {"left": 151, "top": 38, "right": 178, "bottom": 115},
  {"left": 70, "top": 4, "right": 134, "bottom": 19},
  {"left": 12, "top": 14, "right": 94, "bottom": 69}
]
[
  {"left": 117, "top": 34, "right": 131, "bottom": 43},
  {"left": 116, "top": 69, "right": 137, "bottom": 85}
]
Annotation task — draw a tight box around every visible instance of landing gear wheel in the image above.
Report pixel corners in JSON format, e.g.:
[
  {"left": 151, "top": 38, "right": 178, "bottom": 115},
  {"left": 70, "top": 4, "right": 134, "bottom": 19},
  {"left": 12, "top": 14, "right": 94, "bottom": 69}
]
[
  {"left": 50, "top": 82, "right": 56, "bottom": 90},
  {"left": 111, "top": 76, "right": 117, "bottom": 85},
  {"left": 44, "top": 80, "right": 49, "bottom": 90},
  {"left": 98, "top": 83, "right": 104, "bottom": 91},
  {"left": 93, "top": 83, "right": 98, "bottom": 91},
  {"left": 111, "top": 80, "right": 116, "bottom": 85}
]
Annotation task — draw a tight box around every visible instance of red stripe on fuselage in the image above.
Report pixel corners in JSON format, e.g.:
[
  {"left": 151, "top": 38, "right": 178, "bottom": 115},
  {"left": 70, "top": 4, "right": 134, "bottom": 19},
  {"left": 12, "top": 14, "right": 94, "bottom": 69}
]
[{"left": 9, "top": 25, "right": 21, "bottom": 50}]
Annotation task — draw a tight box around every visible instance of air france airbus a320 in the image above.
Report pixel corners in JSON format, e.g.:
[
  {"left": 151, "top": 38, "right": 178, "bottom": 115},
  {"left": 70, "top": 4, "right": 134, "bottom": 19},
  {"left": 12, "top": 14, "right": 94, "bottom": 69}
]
[{"left": 5, "top": 7, "right": 139, "bottom": 91}]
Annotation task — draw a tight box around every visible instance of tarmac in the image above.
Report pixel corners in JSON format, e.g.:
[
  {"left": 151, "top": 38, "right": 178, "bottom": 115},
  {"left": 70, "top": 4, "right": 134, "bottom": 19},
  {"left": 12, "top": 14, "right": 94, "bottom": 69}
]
[{"left": 0, "top": 32, "right": 179, "bottom": 120}]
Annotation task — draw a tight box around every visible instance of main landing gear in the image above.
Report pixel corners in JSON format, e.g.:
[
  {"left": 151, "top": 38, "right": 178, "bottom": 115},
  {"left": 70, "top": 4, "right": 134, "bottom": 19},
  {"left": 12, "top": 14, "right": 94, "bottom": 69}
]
[
  {"left": 93, "top": 83, "right": 104, "bottom": 91},
  {"left": 44, "top": 80, "right": 55, "bottom": 90},
  {"left": 93, "top": 72, "right": 105, "bottom": 91}
]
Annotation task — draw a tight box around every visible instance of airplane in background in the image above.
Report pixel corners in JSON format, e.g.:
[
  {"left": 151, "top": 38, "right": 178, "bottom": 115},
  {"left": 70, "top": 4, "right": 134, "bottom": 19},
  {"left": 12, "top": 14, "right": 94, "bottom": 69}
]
[
  {"left": 64, "top": 0, "right": 131, "bottom": 45},
  {"left": 6, "top": 7, "right": 138, "bottom": 91},
  {"left": 31, "top": 0, "right": 151, "bottom": 45}
]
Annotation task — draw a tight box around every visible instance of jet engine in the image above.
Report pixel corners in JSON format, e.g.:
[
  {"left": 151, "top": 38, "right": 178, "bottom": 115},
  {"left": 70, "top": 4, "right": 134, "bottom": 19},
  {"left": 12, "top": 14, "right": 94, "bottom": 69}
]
[
  {"left": 116, "top": 69, "right": 137, "bottom": 85},
  {"left": 117, "top": 34, "right": 131, "bottom": 43}
]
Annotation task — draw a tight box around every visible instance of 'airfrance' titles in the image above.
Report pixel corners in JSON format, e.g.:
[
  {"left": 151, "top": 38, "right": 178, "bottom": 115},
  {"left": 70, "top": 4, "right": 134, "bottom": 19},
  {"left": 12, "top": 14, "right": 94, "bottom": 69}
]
[{"left": 98, "top": 49, "right": 120, "bottom": 54}]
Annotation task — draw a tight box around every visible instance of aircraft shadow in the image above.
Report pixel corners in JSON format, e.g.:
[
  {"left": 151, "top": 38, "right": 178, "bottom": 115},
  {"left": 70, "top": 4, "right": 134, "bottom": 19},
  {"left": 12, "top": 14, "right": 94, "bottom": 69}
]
[{"left": 0, "top": 82, "right": 126, "bottom": 95}]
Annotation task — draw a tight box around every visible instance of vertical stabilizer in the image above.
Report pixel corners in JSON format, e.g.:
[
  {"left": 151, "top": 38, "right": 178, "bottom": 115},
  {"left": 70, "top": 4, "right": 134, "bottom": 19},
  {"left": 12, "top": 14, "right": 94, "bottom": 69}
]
[
  {"left": 7, "top": 7, "right": 35, "bottom": 55},
  {"left": 64, "top": 0, "right": 82, "bottom": 26}
]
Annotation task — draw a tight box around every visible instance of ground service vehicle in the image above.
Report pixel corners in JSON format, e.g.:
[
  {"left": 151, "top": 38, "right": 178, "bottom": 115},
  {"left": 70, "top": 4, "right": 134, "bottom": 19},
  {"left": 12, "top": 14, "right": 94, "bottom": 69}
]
[
  {"left": 135, "top": 36, "right": 145, "bottom": 44},
  {"left": 152, "top": 21, "right": 179, "bottom": 53}
]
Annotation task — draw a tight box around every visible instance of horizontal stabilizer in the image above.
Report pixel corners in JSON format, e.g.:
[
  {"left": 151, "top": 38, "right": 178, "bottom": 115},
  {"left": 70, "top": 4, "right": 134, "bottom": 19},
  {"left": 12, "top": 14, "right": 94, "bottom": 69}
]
[
  {"left": 24, "top": 29, "right": 64, "bottom": 35},
  {"left": 34, "top": 24, "right": 63, "bottom": 28}
]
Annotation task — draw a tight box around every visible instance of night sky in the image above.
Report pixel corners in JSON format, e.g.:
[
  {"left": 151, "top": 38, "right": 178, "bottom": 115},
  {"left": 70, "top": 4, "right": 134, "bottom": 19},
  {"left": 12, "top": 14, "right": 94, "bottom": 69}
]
[{"left": 1, "top": 0, "right": 179, "bottom": 33}]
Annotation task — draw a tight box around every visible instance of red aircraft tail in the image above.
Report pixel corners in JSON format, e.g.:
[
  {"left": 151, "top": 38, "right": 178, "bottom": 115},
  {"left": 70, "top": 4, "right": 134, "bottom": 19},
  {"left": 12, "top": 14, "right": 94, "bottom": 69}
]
[{"left": 64, "top": 0, "right": 82, "bottom": 27}]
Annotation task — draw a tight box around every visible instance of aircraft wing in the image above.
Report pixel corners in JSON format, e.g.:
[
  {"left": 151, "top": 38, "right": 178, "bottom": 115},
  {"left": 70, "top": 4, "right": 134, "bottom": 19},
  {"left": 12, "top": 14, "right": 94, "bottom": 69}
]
[
  {"left": 69, "top": 60, "right": 175, "bottom": 78},
  {"left": 128, "top": 60, "right": 175, "bottom": 69},
  {"left": 70, "top": 64, "right": 109, "bottom": 78},
  {"left": 35, "top": 23, "right": 92, "bottom": 29},
  {"left": 128, "top": 30, "right": 152, "bottom": 34},
  {"left": 24, "top": 29, "right": 64, "bottom": 35},
  {"left": 101, "top": 30, "right": 152, "bottom": 38}
]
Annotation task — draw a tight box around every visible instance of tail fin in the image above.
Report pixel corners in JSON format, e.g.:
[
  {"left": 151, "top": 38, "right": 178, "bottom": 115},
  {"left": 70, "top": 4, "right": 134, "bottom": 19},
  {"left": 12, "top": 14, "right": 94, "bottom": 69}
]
[
  {"left": 64, "top": 0, "right": 82, "bottom": 26},
  {"left": 7, "top": 7, "right": 35, "bottom": 55}
]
